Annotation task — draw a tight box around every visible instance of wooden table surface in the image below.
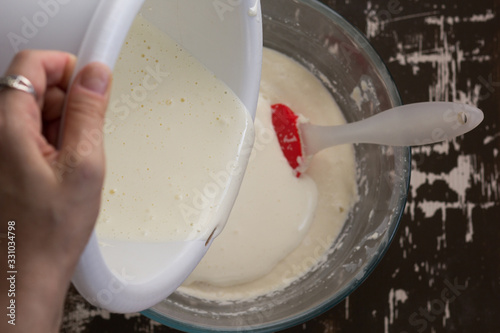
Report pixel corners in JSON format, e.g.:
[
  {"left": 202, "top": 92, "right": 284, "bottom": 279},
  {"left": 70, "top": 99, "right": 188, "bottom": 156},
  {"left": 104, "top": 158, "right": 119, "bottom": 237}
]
[{"left": 62, "top": 0, "right": 500, "bottom": 332}]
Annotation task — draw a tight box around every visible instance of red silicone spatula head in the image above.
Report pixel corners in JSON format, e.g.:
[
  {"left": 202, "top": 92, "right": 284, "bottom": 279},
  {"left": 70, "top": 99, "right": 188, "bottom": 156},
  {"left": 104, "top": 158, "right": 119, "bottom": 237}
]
[{"left": 271, "top": 103, "right": 304, "bottom": 177}]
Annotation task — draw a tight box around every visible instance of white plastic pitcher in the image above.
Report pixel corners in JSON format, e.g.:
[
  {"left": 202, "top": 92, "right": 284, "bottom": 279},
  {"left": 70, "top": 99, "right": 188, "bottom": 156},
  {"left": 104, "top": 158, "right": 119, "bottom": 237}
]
[{"left": 0, "top": 0, "right": 262, "bottom": 313}]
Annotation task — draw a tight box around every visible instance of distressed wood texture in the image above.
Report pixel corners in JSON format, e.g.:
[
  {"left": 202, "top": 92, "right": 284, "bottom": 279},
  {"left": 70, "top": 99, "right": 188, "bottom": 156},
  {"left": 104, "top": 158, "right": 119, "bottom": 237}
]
[{"left": 61, "top": 0, "right": 500, "bottom": 332}]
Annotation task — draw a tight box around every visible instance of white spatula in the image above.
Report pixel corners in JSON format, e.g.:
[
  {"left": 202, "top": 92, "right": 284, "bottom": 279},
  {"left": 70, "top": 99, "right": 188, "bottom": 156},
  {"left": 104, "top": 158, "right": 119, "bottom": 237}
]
[{"left": 271, "top": 102, "right": 484, "bottom": 177}]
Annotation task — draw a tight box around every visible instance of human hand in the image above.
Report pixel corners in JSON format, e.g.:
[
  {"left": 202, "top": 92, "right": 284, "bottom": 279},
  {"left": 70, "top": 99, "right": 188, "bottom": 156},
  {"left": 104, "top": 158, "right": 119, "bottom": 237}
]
[{"left": 0, "top": 50, "right": 112, "bottom": 332}]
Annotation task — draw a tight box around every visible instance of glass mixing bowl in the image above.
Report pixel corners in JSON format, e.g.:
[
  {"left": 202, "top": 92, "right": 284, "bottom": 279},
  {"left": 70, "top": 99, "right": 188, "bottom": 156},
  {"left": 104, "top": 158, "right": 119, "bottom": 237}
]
[{"left": 142, "top": 0, "right": 411, "bottom": 331}]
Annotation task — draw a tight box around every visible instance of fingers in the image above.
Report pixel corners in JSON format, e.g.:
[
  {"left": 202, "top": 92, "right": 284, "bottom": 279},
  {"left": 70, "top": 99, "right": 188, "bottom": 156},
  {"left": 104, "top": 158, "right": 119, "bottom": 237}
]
[
  {"left": 2, "top": 50, "right": 76, "bottom": 110},
  {"left": 0, "top": 50, "right": 113, "bottom": 193},
  {"left": 56, "top": 62, "right": 112, "bottom": 188},
  {"left": 0, "top": 50, "right": 76, "bottom": 163},
  {"left": 42, "top": 87, "right": 66, "bottom": 147}
]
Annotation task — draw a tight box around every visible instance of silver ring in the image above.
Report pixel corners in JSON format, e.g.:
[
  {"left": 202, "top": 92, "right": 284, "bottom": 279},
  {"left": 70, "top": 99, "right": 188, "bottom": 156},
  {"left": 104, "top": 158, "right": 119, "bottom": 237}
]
[{"left": 0, "top": 75, "right": 37, "bottom": 99}]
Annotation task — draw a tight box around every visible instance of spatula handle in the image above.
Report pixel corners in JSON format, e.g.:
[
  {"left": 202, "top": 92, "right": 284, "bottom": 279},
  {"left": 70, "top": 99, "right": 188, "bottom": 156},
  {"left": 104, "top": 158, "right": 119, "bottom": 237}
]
[{"left": 305, "top": 102, "right": 483, "bottom": 154}]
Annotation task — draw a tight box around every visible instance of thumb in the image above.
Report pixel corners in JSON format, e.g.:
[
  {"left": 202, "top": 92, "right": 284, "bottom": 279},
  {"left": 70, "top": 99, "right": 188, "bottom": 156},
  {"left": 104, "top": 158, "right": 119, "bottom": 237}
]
[{"left": 56, "top": 62, "right": 112, "bottom": 186}]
